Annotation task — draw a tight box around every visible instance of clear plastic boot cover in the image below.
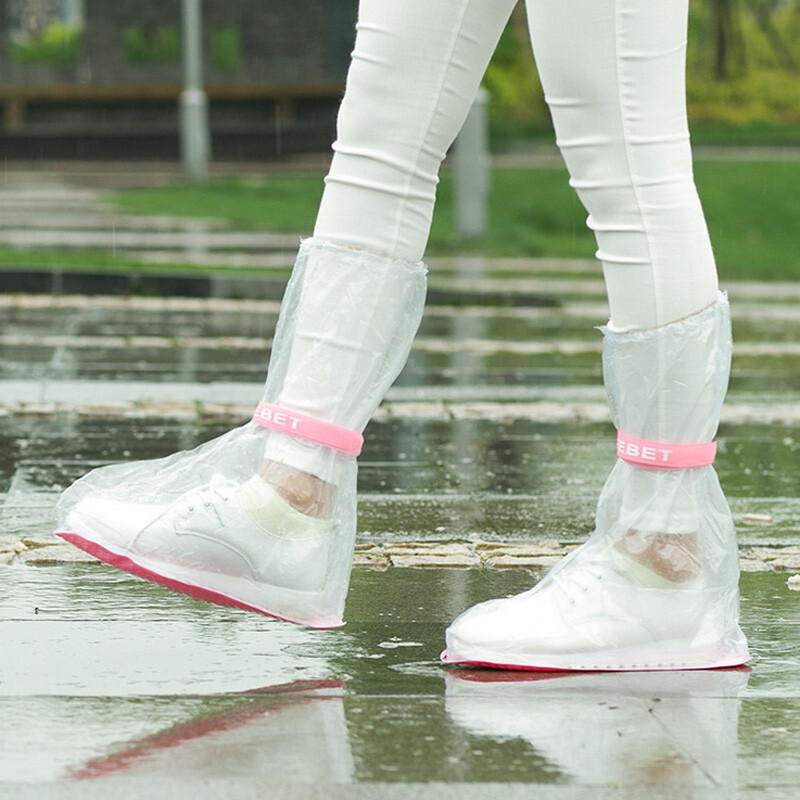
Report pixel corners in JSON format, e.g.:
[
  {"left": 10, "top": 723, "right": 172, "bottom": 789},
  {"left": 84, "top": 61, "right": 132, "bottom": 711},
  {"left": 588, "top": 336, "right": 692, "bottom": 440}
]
[
  {"left": 442, "top": 294, "right": 750, "bottom": 670},
  {"left": 56, "top": 239, "right": 427, "bottom": 628}
]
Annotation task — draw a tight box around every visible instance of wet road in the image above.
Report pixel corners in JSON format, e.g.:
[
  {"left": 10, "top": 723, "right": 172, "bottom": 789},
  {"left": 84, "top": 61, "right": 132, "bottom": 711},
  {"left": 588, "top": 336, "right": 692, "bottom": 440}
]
[
  {"left": 2, "top": 179, "right": 800, "bottom": 796},
  {"left": 3, "top": 565, "right": 800, "bottom": 795}
]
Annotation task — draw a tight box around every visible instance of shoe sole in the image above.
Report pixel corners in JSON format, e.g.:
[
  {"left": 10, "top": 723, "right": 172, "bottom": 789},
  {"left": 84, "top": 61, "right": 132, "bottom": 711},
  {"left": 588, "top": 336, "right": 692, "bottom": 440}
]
[
  {"left": 57, "top": 531, "right": 344, "bottom": 629},
  {"left": 439, "top": 641, "right": 751, "bottom": 672}
]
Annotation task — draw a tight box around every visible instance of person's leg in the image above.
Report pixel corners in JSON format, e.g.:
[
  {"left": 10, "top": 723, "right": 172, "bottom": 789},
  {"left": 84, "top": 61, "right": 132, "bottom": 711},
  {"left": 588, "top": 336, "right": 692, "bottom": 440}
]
[
  {"left": 262, "top": 0, "right": 517, "bottom": 495},
  {"left": 528, "top": 0, "right": 718, "bottom": 331},
  {"left": 56, "top": 0, "right": 517, "bottom": 627},
  {"left": 443, "top": 0, "right": 749, "bottom": 670},
  {"left": 314, "top": 0, "right": 517, "bottom": 263},
  {"left": 527, "top": 0, "right": 722, "bottom": 553}
]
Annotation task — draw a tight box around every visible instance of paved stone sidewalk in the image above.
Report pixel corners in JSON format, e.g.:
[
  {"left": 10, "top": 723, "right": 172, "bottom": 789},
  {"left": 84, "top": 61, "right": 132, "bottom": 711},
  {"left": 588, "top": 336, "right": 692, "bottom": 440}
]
[{"left": 6, "top": 529, "right": 800, "bottom": 575}]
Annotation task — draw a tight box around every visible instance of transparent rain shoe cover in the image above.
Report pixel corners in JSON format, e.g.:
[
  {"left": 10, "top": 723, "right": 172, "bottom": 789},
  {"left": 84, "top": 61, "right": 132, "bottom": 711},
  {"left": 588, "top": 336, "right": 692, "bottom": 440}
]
[
  {"left": 56, "top": 239, "right": 428, "bottom": 628},
  {"left": 443, "top": 294, "right": 750, "bottom": 670}
]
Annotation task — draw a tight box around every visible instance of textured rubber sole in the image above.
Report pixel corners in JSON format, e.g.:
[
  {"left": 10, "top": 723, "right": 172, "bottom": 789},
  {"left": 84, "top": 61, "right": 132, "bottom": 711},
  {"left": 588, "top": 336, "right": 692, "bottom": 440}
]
[{"left": 57, "top": 531, "right": 344, "bottom": 629}]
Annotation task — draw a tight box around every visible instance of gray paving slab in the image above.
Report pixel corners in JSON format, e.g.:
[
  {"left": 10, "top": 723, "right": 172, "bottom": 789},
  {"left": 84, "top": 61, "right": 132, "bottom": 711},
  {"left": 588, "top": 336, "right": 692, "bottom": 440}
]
[
  {"left": 0, "top": 227, "right": 300, "bottom": 252},
  {"left": 0, "top": 213, "right": 231, "bottom": 232}
]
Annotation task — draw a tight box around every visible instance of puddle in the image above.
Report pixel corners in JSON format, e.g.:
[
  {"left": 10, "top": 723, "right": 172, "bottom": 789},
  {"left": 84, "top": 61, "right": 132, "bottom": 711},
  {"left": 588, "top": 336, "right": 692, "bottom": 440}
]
[{"left": 3, "top": 565, "right": 798, "bottom": 786}]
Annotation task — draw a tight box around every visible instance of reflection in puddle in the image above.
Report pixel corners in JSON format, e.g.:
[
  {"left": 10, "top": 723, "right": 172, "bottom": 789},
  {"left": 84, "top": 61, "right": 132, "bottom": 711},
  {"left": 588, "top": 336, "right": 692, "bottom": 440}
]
[
  {"left": 69, "top": 680, "right": 351, "bottom": 782},
  {"left": 444, "top": 667, "right": 749, "bottom": 788}
]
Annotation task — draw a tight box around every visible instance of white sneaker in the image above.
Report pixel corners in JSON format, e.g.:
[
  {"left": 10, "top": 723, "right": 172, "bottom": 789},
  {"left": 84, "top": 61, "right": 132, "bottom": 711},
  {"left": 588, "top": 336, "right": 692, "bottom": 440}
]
[
  {"left": 58, "top": 474, "right": 337, "bottom": 627},
  {"left": 441, "top": 543, "right": 750, "bottom": 671}
]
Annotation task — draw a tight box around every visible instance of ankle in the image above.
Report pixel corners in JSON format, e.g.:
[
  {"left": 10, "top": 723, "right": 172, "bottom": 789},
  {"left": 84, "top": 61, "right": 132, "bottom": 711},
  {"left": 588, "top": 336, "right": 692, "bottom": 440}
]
[
  {"left": 616, "top": 529, "right": 700, "bottom": 583},
  {"left": 258, "top": 460, "right": 333, "bottom": 518}
]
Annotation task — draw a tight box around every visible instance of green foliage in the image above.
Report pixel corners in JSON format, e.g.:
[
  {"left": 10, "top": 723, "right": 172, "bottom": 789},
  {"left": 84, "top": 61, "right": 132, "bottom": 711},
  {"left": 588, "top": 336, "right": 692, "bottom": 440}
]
[
  {"left": 122, "top": 25, "right": 242, "bottom": 71},
  {"left": 688, "top": 68, "right": 800, "bottom": 126},
  {"left": 485, "top": 1, "right": 800, "bottom": 137},
  {"left": 124, "top": 26, "right": 181, "bottom": 63},
  {"left": 212, "top": 28, "right": 242, "bottom": 72},
  {"left": 687, "top": 0, "right": 800, "bottom": 127},
  {"left": 483, "top": 10, "right": 550, "bottom": 136},
  {"left": 11, "top": 21, "right": 82, "bottom": 64}
]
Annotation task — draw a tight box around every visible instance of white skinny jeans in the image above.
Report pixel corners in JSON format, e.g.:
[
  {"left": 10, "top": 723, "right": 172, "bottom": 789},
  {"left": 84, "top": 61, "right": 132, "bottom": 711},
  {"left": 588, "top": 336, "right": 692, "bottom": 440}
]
[
  {"left": 268, "top": 0, "right": 722, "bottom": 484},
  {"left": 314, "top": 0, "right": 719, "bottom": 331}
]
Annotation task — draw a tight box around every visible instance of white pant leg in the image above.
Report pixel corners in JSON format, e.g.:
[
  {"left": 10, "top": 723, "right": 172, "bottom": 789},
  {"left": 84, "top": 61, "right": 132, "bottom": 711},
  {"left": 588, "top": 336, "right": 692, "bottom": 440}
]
[
  {"left": 523, "top": 0, "right": 723, "bottom": 534},
  {"left": 524, "top": 0, "right": 718, "bottom": 330},
  {"left": 266, "top": 0, "right": 516, "bottom": 482},
  {"left": 314, "top": 0, "right": 517, "bottom": 263}
]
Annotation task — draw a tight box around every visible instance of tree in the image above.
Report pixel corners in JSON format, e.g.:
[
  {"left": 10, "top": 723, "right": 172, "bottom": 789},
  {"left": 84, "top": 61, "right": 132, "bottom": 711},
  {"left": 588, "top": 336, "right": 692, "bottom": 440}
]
[{"left": 711, "top": 0, "right": 742, "bottom": 80}]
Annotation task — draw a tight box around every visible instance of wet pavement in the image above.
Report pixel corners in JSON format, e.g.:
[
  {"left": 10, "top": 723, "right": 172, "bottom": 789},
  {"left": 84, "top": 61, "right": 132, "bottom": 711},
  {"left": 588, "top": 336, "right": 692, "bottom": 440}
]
[
  {"left": 4, "top": 563, "right": 800, "bottom": 796},
  {"left": 2, "top": 173, "right": 800, "bottom": 796}
]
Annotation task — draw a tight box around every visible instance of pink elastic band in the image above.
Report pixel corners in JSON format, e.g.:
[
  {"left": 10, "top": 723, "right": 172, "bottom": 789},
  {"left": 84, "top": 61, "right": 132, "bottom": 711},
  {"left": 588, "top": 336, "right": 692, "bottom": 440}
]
[
  {"left": 617, "top": 432, "right": 717, "bottom": 470},
  {"left": 252, "top": 402, "right": 363, "bottom": 456}
]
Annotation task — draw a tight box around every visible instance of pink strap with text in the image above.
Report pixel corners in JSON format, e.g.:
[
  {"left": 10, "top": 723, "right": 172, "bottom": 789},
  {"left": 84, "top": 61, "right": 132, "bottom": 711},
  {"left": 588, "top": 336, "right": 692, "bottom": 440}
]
[
  {"left": 617, "top": 432, "right": 717, "bottom": 470},
  {"left": 252, "top": 402, "right": 363, "bottom": 456}
]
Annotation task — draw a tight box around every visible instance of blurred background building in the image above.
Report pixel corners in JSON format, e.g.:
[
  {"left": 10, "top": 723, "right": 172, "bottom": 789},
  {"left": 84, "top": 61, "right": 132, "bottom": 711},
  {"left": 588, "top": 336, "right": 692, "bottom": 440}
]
[
  {"left": 0, "top": 0, "right": 357, "bottom": 159},
  {"left": 1, "top": 0, "right": 799, "bottom": 162}
]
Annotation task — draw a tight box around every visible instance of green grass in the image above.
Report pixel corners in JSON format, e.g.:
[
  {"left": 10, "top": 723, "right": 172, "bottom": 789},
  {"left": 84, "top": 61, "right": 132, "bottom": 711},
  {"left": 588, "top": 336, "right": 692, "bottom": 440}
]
[
  {"left": 695, "top": 160, "right": 800, "bottom": 280},
  {"left": 3, "top": 159, "right": 798, "bottom": 281},
  {"left": 109, "top": 160, "right": 800, "bottom": 280},
  {"left": 689, "top": 122, "right": 800, "bottom": 148},
  {"left": 432, "top": 167, "right": 593, "bottom": 260},
  {"left": 115, "top": 178, "right": 326, "bottom": 232},
  {"left": 110, "top": 170, "right": 592, "bottom": 259}
]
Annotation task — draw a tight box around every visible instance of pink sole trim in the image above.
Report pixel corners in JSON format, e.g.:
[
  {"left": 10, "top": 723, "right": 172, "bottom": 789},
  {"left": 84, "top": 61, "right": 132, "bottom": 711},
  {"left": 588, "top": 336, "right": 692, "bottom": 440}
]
[
  {"left": 440, "top": 650, "right": 751, "bottom": 673},
  {"left": 446, "top": 664, "right": 752, "bottom": 683},
  {"left": 56, "top": 531, "right": 344, "bottom": 630}
]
